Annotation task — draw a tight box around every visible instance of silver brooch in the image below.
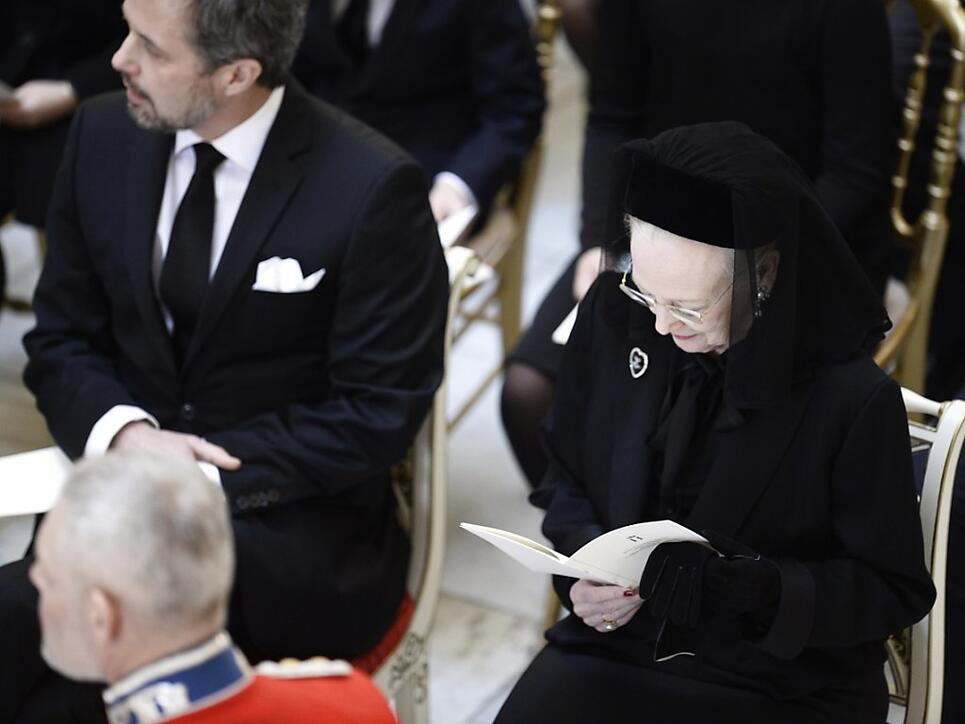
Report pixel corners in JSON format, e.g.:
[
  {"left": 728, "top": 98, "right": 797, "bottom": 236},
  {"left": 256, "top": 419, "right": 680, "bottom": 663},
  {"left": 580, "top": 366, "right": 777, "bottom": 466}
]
[{"left": 629, "top": 347, "right": 649, "bottom": 379}]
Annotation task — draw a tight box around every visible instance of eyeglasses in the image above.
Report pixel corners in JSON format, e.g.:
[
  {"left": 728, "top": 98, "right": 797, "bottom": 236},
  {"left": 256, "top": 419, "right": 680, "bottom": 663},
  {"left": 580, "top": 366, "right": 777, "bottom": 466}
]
[{"left": 619, "top": 264, "right": 734, "bottom": 325}]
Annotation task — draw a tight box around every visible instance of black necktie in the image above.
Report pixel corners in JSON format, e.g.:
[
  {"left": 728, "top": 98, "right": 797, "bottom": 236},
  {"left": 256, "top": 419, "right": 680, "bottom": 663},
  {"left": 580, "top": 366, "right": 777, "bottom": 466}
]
[
  {"left": 160, "top": 142, "right": 225, "bottom": 363},
  {"left": 337, "top": 0, "right": 370, "bottom": 66}
]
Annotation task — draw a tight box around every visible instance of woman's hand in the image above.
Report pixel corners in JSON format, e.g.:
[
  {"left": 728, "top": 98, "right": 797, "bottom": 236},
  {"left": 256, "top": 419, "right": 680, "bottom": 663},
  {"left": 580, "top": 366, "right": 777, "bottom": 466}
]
[{"left": 570, "top": 578, "right": 642, "bottom": 633}]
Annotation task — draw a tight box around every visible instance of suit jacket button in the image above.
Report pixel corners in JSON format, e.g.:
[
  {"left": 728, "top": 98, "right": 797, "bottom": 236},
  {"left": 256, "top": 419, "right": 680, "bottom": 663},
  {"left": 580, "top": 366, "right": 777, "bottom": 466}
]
[{"left": 181, "top": 403, "right": 196, "bottom": 421}]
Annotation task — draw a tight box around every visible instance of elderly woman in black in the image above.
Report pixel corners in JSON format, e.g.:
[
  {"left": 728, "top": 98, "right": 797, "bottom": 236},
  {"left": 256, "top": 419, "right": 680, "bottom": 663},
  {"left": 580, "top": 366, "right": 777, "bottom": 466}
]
[{"left": 494, "top": 124, "right": 935, "bottom": 723}]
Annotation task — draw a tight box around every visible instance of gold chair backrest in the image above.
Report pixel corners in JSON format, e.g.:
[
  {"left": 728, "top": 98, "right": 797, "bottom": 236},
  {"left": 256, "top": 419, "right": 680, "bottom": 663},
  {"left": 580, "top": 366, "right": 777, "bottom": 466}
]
[{"left": 877, "top": 0, "right": 965, "bottom": 391}]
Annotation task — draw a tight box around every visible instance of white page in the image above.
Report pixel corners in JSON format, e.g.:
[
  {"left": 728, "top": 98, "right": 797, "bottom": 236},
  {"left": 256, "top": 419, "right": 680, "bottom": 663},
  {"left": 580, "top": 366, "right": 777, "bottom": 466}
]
[
  {"left": 0, "top": 447, "right": 71, "bottom": 517},
  {"left": 552, "top": 304, "right": 578, "bottom": 345},
  {"left": 569, "top": 520, "right": 708, "bottom": 587}
]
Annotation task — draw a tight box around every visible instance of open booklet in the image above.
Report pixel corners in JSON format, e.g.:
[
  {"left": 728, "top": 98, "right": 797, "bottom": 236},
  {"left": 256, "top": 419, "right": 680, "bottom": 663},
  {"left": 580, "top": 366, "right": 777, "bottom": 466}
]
[{"left": 460, "top": 520, "right": 708, "bottom": 588}]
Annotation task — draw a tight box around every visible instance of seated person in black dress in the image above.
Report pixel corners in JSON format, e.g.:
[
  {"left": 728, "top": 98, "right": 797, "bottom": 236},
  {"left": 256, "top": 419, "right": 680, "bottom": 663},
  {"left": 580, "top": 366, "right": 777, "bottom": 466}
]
[
  {"left": 501, "top": 0, "right": 896, "bottom": 489},
  {"left": 0, "top": 0, "right": 125, "bottom": 301},
  {"left": 292, "top": 0, "right": 545, "bottom": 222},
  {"left": 495, "top": 123, "right": 935, "bottom": 723}
]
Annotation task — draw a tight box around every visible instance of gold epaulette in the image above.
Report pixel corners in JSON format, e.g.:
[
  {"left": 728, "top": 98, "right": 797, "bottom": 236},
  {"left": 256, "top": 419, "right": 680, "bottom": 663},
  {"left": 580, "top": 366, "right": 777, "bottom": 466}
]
[{"left": 254, "top": 657, "right": 353, "bottom": 679}]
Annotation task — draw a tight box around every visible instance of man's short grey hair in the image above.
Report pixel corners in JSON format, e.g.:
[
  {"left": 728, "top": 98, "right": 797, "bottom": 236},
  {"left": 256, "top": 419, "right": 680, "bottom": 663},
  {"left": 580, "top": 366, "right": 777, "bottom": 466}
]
[
  {"left": 56, "top": 454, "right": 234, "bottom": 630},
  {"left": 186, "top": 0, "right": 309, "bottom": 88}
]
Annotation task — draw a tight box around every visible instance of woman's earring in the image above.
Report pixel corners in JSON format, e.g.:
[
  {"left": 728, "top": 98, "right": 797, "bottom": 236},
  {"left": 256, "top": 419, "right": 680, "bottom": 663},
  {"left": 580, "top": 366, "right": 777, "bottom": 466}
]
[{"left": 754, "top": 286, "right": 771, "bottom": 319}]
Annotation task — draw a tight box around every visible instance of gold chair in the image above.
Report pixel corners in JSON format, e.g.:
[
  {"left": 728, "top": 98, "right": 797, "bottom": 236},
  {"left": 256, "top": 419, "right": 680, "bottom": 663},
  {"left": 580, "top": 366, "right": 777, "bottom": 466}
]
[
  {"left": 0, "top": 213, "right": 45, "bottom": 313},
  {"left": 370, "top": 248, "right": 479, "bottom": 723},
  {"left": 448, "top": 0, "right": 562, "bottom": 429},
  {"left": 876, "top": 0, "right": 965, "bottom": 393},
  {"left": 886, "top": 388, "right": 965, "bottom": 724}
]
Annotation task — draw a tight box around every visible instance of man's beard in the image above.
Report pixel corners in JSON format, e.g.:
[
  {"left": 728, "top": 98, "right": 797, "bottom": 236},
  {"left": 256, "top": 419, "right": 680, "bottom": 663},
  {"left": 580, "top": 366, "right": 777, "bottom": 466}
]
[{"left": 123, "top": 75, "right": 216, "bottom": 133}]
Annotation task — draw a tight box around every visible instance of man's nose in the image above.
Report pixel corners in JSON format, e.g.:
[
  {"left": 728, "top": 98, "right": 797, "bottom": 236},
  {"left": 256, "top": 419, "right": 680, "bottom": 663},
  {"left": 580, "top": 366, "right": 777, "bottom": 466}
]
[{"left": 111, "top": 34, "right": 136, "bottom": 75}]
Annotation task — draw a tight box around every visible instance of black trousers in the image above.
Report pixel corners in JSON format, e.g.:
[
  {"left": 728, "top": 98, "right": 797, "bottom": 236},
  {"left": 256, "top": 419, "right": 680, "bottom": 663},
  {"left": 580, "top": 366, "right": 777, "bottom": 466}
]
[
  {"left": 0, "top": 558, "right": 106, "bottom": 723},
  {"left": 495, "top": 644, "right": 889, "bottom": 724}
]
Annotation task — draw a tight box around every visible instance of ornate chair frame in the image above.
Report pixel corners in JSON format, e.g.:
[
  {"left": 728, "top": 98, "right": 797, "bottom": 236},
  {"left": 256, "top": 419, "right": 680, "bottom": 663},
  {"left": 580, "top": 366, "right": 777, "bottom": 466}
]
[
  {"left": 886, "top": 388, "right": 965, "bottom": 723},
  {"left": 876, "top": 0, "right": 965, "bottom": 393}
]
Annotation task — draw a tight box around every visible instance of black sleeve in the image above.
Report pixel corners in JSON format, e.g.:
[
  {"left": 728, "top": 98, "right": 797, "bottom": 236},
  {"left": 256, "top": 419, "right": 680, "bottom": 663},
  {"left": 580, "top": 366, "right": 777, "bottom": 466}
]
[
  {"left": 533, "top": 281, "right": 608, "bottom": 608},
  {"left": 206, "top": 161, "right": 450, "bottom": 509},
  {"left": 446, "top": 0, "right": 546, "bottom": 211},
  {"left": 579, "top": 0, "right": 647, "bottom": 250},
  {"left": 758, "top": 378, "right": 936, "bottom": 658},
  {"left": 23, "top": 104, "right": 145, "bottom": 458}
]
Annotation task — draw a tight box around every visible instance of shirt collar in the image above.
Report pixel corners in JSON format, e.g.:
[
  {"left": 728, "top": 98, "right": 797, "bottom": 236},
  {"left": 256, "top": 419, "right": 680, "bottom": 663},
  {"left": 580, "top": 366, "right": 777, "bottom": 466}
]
[
  {"left": 173, "top": 85, "right": 286, "bottom": 172},
  {"left": 103, "top": 631, "right": 252, "bottom": 724}
]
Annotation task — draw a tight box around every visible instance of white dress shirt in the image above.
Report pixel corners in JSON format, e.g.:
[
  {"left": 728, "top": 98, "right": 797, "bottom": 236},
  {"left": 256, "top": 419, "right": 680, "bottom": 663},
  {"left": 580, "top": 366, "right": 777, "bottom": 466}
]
[{"left": 83, "top": 86, "right": 287, "bottom": 481}]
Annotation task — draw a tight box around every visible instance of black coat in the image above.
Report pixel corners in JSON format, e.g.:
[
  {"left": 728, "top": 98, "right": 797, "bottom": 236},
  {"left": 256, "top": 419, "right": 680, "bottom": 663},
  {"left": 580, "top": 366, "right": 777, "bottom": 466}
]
[
  {"left": 22, "top": 82, "right": 450, "bottom": 660},
  {"left": 538, "top": 275, "right": 935, "bottom": 702},
  {"left": 581, "top": 0, "right": 895, "bottom": 296},
  {"left": 0, "top": 0, "right": 125, "bottom": 226},
  {"left": 292, "top": 0, "right": 546, "bottom": 213}
]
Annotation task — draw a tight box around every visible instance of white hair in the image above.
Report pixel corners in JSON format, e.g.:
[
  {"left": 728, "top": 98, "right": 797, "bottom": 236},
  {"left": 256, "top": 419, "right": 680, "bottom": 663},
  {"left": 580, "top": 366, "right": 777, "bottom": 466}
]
[
  {"left": 625, "top": 214, "right": 735, "bottom": 278},
  {"left": 55, "top": 453, "right": 234, "bottom": 631}
]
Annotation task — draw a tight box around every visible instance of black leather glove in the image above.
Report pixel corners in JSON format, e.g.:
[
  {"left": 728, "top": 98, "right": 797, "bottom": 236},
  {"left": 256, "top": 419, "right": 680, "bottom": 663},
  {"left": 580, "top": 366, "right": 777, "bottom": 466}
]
[
  {"left": 639, "top": 541, "right": 715, "bottom": 628},
  {"left": 702, "top": 530, "right": 781, "bottom": 618}
]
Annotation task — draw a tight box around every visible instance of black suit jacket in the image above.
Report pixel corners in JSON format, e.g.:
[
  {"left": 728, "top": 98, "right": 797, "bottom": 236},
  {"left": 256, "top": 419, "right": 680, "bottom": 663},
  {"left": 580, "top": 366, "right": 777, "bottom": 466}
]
[
  {"left": 292, "top": 0, "right": 545, "bottom": 212},
  {"left": 23, "top": 82, "right": 450, "bottom": 660},
  {"left": 581, "top": 0, "right": 895, "bottom": 296},
  {"left": 535, "top": 275, "right": 935, "bottom": 700}
]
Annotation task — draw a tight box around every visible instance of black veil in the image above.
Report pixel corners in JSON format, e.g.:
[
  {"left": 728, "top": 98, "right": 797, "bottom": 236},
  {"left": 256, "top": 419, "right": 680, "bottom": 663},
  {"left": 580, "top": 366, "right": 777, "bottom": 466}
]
[{"left": 601, "top": 122, "right": 890, "bottom": 410}]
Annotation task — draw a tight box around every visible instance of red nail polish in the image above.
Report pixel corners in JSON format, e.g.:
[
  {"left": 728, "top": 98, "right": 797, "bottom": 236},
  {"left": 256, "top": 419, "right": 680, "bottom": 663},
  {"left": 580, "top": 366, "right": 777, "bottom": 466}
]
[{"left": 623, "top": 589, "right": 635, "bottom": 597}]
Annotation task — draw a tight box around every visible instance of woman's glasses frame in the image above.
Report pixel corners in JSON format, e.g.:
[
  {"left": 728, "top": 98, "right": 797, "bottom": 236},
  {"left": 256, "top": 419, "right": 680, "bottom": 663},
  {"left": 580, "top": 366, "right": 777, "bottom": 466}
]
[{"left": 619, "top": 264, "right": 735, "bottom": 325}]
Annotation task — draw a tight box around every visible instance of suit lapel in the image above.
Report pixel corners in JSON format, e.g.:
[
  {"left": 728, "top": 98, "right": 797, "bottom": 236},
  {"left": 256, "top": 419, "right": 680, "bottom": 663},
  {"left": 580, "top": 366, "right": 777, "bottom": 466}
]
[
  {"left": 685, "top": 385, "right": 812, "bottom": 538},
  {"left": 181, "top": 85, "right": 311, "bottom": 368},
  {"left": 124, "top": 130, "right": 177, "bottom": 372},
  {"left": 607, "top": 311, "right": 677, "bottom": 529}
]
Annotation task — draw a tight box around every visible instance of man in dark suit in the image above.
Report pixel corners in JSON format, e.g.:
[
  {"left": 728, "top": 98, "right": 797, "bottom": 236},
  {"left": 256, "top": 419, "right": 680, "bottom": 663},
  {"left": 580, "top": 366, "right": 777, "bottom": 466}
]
[
  {"left": 292, "top": 0, "right": 545, "bottom": 221},
  {"left": 0, "top": 0, "right": 448, "bottom": 720}
]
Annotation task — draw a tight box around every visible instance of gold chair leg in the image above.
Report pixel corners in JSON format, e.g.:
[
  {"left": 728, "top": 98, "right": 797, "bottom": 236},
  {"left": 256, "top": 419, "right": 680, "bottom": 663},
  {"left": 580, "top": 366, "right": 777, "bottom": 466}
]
[{"left": 496, "top": 235, "right": 524, "bottom": 357}]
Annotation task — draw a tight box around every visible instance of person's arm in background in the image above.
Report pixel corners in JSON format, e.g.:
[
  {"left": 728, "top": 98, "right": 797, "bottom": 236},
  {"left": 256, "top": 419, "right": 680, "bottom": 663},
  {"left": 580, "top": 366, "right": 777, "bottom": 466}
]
[
  {"left": 432, "top": 0, "right": 546, "bottom": 220},
  {"left": 575, "top": 0, "right": 646, "bottom": 299},
  {"left": 0, "top": 0, "right": 125, "bottom": 128},
  {"left": 813, "top": 0, "right": 895, "bottom": 295}
]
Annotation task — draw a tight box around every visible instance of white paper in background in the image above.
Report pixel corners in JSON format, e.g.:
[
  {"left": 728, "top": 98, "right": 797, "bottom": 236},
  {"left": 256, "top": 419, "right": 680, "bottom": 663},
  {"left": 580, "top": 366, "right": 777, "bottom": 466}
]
[
  {"left": 0, "top": 446, "right": 71, "bottom": 518},
  {"left": 437, "top": 204, "right": 479, "bottom": 248},
  {"left": 0, "top": 80, "right": 14, "bottom": 101},
  {"left": 552, "top": 303, "right": 578, "bottom": 345}
]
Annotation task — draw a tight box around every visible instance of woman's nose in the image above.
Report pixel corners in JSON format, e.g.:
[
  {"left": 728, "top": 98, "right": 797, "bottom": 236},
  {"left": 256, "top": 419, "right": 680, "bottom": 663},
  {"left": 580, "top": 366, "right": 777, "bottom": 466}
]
[{"left": 651, "top": 305, "right": 677, "bottom": 336}]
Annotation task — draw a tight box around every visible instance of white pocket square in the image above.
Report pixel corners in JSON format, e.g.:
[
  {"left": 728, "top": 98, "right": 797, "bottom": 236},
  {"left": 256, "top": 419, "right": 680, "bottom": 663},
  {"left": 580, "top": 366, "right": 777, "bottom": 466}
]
[{"left": 252, "top": 257, "right": 326, "bottom": 293}]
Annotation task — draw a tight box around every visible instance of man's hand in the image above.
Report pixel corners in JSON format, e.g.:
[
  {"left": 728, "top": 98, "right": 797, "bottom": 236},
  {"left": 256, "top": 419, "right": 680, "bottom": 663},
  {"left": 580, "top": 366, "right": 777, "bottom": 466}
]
[
  {"left": 570, "top": 578, "right": 642, "bottom": 633},
  {"left": 0, "top": 80, "right": 79, "bottom": 129},
  {"left": 572, "top": 246, "right": 602, "bottom": 302},
  {"left": 111, "top": 421, "right": 241, "bottom": 472},
  {"left": 429, "top": 178, "right": 472, "bottom": 222}
]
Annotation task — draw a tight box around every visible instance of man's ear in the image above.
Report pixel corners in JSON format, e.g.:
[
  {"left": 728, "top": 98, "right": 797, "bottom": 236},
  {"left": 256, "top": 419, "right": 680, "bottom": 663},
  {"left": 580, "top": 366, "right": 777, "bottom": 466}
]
[
  {"left": 218, "top": 58, "right": 264, "bottom": 98},
  {"left": 88, "top": 587, "right": 121, "bottom": 645}
]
